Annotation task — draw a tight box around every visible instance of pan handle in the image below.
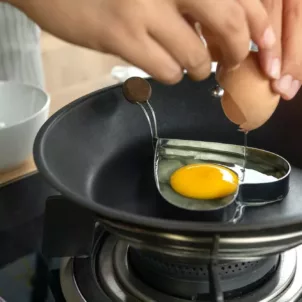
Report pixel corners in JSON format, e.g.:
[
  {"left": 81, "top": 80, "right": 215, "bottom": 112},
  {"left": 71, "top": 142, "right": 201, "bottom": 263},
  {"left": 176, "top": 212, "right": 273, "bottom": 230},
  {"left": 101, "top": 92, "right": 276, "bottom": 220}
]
[
  {"left": 122, "top": 76, "right": 152, "bottom": 104},
  {"left": 122, "top": 77, "right": 158, "bottom": 142}
]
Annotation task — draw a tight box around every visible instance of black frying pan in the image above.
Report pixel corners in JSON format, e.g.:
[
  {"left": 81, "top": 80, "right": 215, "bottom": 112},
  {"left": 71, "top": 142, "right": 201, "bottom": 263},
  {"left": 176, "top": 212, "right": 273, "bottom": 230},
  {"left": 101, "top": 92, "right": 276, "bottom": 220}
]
[{"left": 34, "top": 74, "right": 302, "bottom": 257}]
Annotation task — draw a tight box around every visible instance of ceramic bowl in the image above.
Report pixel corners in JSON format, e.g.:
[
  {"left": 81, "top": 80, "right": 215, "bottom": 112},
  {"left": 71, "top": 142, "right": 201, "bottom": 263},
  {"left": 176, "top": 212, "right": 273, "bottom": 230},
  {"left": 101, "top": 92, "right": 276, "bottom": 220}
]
[{"left": 0, "top": 82, "right": 50, "bottom": 171}]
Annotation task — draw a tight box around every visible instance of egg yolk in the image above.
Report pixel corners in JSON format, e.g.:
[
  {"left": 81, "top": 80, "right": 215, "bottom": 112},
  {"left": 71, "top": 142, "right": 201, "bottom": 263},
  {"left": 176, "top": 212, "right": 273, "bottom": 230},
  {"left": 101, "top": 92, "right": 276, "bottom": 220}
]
[{"left": 170, "top": 164, "right": 238, "bottom": 200}]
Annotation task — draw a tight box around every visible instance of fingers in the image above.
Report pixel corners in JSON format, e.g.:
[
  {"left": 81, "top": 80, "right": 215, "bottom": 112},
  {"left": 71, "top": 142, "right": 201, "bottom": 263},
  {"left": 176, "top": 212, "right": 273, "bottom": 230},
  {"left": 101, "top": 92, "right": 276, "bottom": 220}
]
[
  {"left": 272, "top": 0, "right": 302, "bottom": 100},
  {"left": 108, "top": 31, "right": 183, "bottom": 84},
  {"left": 257, "top": 0, "right": 282, "bottom": 80},
  {"left": 179, "top": 0, "right": 276, "bottom": 70},
  {"left": 179, "top": 0, "right": 250, "bottom": 69},
  {"left": 237, "top": 0, "right": 276, "bottom": 49},
  {"left": 201, "top": 27, "right": 225, "bottom": 63},
  {"left": 149, "top": 6, "right": 211, "bottom": 81}
]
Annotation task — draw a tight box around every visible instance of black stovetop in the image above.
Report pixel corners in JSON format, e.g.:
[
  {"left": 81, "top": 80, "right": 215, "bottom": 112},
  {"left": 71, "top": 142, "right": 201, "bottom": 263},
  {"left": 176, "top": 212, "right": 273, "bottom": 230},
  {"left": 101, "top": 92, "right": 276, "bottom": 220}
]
[{"left": 0, "top": 173, "right": 63, "bottom": 302}]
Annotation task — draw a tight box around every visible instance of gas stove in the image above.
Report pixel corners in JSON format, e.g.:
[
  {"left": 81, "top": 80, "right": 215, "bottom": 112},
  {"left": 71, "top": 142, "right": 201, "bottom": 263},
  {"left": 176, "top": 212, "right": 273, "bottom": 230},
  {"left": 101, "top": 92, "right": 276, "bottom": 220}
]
[
  {"left": 58, "top": 231, "right": 302, "bottom": 302},
  {"left": 35, "top": 195, "right": 302, "bottom": 302},
  {"left": 2, "top": 173, "right": 302, "bottom": 302}
]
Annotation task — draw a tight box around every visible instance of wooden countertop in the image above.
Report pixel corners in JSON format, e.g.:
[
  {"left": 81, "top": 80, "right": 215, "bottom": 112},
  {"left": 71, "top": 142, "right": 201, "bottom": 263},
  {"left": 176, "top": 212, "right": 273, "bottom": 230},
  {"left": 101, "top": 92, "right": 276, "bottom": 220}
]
[{"left": 0, "top": 32, "right": 126, "bottom": 185}]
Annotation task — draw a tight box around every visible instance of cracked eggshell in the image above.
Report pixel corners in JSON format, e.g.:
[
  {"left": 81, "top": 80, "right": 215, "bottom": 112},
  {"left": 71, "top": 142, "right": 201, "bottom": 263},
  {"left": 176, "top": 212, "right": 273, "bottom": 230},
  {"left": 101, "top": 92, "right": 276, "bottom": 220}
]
[{"left": 216, "top": 53, "right": 280, "bottom": 131}]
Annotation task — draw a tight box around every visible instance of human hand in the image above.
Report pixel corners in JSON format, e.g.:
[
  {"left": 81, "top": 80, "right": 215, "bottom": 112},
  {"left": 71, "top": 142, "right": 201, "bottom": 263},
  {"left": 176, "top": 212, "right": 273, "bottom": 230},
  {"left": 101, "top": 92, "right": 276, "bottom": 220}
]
[
  {"left": 10, "top": 0, "right": 275, "bottom": 85},
  {"left": 259, "top": 0, "right": 302, "bottom": 100}
]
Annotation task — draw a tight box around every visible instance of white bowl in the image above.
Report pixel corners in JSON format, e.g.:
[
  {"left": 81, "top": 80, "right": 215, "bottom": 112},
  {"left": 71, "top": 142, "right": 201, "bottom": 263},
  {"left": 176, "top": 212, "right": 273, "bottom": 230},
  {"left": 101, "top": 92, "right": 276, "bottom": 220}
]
[{"left": 0, "top": 82, "right": 50, "bottom": 171}]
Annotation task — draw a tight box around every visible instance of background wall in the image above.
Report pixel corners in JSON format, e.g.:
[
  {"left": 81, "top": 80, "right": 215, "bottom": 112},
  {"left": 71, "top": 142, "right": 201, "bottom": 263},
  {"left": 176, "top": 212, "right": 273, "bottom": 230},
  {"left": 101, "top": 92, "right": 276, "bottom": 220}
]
[{"left": 41, "top": 31, "right": 128, "bottom": 115}]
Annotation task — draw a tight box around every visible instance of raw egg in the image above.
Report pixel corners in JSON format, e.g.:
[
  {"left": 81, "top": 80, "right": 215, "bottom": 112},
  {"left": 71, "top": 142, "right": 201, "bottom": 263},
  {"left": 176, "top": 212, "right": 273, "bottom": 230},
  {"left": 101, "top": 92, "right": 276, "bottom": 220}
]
[
  {"left": 170, "top": 163, "right": 238, "bottom": 200},
  {"left": 214, "top": 9, "right": 282, "bottom": 132},
  {"left": 216, "top": 53, "right": 281, "bottom": 131}
]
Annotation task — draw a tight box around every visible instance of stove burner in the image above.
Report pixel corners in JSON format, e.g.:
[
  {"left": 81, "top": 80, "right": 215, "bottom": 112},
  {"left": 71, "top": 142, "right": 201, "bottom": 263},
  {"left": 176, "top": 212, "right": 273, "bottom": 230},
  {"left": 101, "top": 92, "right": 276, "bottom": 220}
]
[
  {"left": 128, "top": 248, "right": 279, "bottom": 299},
  {"left": 60, "top": 232, "right": 302, "bottom": 302}
]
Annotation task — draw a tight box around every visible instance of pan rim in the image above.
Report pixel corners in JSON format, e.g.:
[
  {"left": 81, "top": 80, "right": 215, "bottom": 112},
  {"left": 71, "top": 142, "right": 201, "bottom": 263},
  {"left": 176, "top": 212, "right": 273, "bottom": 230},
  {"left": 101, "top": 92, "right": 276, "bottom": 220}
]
[{"left": 33, "top": 80, "right": 302, "bottom": 235}]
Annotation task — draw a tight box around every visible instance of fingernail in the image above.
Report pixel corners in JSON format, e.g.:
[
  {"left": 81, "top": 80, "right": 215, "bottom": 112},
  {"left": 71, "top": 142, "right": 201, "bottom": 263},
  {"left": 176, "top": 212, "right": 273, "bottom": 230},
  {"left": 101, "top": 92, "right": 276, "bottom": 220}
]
[
  {"left": 262, "top": 26, "right": 276, "bottom": 48},
  {"left": 275, "top": 74, "right": 293, "bottom": 94},
  {"left": 274, "top": 75, "right": 301, "bottom": 100},
  {"left": 287, "top": 79, "right": 301, "bottom": 100},
  {"left": 268, "top": 57, "right": 281, "bottom": 79}
]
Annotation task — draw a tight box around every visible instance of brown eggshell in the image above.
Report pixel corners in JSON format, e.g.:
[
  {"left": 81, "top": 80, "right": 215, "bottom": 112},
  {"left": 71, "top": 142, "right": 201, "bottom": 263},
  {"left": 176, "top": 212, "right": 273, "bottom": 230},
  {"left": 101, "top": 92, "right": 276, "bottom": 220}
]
[
  {"left": 221, "top": 91, "right": 246, "bottom": 125},
  {"left": 216, "top": 53, "right": 280, "bottom": 131}
]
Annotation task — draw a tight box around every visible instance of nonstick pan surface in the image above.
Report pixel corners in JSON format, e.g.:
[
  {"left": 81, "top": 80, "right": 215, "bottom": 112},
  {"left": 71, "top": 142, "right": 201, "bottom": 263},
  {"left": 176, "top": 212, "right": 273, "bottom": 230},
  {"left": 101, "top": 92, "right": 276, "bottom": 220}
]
[{"left": 34, "top": 74, "right": 302, "bottom": 234}]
